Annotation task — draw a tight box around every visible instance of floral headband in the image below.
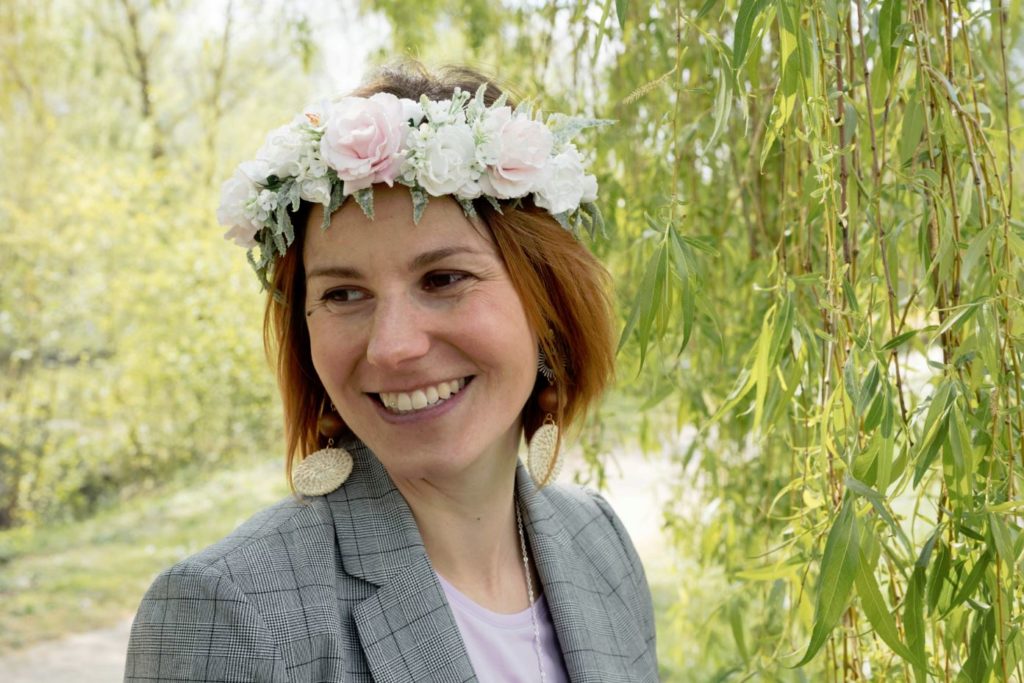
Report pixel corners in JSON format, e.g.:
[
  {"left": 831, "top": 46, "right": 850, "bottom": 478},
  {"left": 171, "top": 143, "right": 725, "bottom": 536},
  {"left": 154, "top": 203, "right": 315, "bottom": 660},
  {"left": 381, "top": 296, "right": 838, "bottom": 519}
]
[{"left": 217, "top": 85, "right": 611, "bottom": 289}]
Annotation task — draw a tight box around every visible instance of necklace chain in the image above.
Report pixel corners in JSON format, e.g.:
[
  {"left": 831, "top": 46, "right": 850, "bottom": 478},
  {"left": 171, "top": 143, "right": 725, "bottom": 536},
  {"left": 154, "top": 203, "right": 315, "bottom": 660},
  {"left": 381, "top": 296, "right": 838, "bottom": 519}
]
[{"left": 515, "top": 497, "right": 546, "bottom": 682}]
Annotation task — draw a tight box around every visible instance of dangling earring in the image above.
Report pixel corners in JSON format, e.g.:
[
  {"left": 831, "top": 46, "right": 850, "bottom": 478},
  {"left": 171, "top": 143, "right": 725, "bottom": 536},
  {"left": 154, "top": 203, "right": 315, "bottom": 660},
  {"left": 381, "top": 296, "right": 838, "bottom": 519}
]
[
  {"left": 537, "top": 349, "right": 556, "bottom": 384},
  {"left": 292, "top": 408, "right": 353, "bottom": 496},
  {"left": 528, "top": 353, "right": 561, "bottom": 487}
]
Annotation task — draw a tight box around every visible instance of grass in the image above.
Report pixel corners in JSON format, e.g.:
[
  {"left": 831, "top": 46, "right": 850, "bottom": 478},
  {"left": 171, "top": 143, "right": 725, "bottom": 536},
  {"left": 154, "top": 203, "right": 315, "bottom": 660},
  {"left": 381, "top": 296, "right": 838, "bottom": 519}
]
[{"left": 0, "top": 459, "right": 289, "bottom": 652}]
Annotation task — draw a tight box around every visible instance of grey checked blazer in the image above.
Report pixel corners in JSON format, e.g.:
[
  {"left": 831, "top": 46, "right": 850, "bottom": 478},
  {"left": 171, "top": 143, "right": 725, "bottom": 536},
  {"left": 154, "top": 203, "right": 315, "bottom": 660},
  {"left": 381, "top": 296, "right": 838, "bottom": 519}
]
[{"left": 125, "top": 444, "right": 658, "bottom": 682}]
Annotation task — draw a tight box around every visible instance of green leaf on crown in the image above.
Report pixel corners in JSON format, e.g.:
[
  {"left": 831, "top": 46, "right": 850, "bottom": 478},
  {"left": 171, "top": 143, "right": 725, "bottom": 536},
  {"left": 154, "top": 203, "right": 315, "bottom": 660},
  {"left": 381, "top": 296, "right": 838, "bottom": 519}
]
[
  {"left": 324, "top": 180, "right": 345, "bottom": 230},
  {"left": 456, "top": 197, "right": 477, "bottom": 219},
  {"left": 546, "top": 113, "right": 615, "bottom": 147},
  {"left": 410, "top": 186, "right": 429, "bottom": 225},
  {"left": 353, "top": 187, "right": 374, "bottom": 220}
]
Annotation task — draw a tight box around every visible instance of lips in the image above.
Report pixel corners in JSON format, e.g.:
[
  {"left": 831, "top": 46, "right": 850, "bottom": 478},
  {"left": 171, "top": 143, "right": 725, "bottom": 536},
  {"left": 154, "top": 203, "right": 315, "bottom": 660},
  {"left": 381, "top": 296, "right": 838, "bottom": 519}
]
[{"left": 375, "top": 377, "right": 471, "bottom": 414}]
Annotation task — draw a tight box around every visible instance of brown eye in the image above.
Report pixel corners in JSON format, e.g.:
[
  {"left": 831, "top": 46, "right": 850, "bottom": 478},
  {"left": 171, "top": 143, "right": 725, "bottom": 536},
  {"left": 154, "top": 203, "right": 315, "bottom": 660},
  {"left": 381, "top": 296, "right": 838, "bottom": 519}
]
[
  {"left": 422, "top": 272, "right": 470, "bottom": 291},
  {"left": 322, "top": 288, "right": 368, "bottom": 304}
]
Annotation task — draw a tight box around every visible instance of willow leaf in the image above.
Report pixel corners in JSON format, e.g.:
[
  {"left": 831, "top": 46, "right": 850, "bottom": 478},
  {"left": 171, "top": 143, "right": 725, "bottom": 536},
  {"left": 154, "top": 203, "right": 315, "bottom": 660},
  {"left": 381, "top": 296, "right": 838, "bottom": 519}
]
[
  {"left": 899, "top": 92, "right": 925, "bottom": 167},
  {"left": 728, "top": 599, "right": 749, "bottom": 664},
  {"left": 854, "top": 528, "right": 923, "bottom": 669},
  {"left": 795, "top": 497, "right": 859, "bottom": 666},
  {"left": 881, "top": 328, "right": 920, "bottom": 351},
  {"left": 989, "top": 514, "right": 1019, "bottom": 568},
  {"left": 706, "top": 67, "right": 733, "bottom": 151},
  {"left": 752, "top": 303, "right": 776, "bottom": 431},
  {"left": 946, "top": 551, "right": 991, "bottom": 614},
  {"left": 904, "top": 566, "right": 928, "bottom": 682},
  {"left": 962, "top": 608, "right": 995, "bottom": 683},
  {"left": 879, "top": 0, "right": 903, "bottom": 77},
  {"left": 845, "top": 475, "right": 912, "bottom": 556},
  {"left": 732, "top": 0, "right": 768, "bottom": 69},
  {"left": 697, "top": 0, "right": 720, "bottom": 19},
  {"left": 593, "top": 0, "right": 614, "bottom": 63}
]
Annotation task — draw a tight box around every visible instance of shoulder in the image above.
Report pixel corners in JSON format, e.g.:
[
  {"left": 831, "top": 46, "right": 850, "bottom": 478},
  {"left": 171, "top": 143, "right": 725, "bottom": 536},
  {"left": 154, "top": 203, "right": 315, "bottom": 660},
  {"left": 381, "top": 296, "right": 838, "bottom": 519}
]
[
  {"left": 536, "top": 480, "right": 658, "bottom": 665},
  {"left": 170, "top": 494, "right": 336, "bottom": 579},
  {"left": 126, "top": 496, "right": 347, "bottom": 682},
  {"left": 527, "top": 479, "right": 646, "bottom": 600},
  {"left": 536, "top": 481, "right": 631, "bottom": 549},
  {"left": 136, "top": 493, "right": 346, "bottom": 621}
]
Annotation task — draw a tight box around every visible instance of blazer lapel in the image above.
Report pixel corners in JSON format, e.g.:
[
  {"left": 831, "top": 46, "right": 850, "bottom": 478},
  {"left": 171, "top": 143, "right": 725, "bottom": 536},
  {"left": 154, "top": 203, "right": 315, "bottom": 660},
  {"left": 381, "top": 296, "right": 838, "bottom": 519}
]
[
  {"left": 516, "top": 465, "right": 640, "bottom": 681},
  {"left": 326, "top": 446, "right": 476, "bottom": 683}
]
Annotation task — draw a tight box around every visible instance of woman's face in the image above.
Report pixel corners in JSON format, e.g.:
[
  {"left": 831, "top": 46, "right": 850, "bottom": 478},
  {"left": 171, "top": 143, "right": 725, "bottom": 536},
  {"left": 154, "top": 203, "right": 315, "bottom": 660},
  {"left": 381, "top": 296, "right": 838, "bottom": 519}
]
[{"left": 303, "top": 185, "right": 538, "bottom": 482}]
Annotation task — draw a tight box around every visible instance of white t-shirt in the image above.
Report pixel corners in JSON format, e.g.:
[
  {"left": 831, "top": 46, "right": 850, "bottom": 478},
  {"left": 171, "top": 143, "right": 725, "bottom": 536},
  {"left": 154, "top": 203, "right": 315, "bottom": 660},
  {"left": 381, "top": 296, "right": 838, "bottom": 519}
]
[{"left": 437, "top": 573, "right": 570, "bottom": 682}]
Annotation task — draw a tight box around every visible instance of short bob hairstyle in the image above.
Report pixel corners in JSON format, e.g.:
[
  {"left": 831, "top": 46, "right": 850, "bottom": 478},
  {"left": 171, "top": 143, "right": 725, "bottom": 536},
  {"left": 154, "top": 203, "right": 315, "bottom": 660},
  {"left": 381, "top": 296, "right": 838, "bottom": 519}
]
[{"left": 264, "top": 62, "right": 616, "bottom": 484}]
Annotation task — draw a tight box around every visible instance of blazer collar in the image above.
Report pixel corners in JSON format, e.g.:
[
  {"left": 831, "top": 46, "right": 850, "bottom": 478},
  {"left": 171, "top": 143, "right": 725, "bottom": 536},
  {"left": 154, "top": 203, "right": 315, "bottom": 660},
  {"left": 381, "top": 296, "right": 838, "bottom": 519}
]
[
  {"left": 325, "top": 445, "right": 616, "bottom": 682},
  {"left": 515, "top": 464, "right": 624, "bottom": 681},
  {"left": 325, "top": 445, "right": 476, "bottom": 682}
]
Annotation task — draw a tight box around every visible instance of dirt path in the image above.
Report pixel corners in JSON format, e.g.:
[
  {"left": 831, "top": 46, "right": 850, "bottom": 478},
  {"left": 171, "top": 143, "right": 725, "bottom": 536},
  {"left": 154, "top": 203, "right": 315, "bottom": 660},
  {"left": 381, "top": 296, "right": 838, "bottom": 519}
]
[
  {"left": 0, "top": 617, "right": 134, "bottom": 682},
  {"left": 0, "top": 451, "right": 674, "bottom": 681}
]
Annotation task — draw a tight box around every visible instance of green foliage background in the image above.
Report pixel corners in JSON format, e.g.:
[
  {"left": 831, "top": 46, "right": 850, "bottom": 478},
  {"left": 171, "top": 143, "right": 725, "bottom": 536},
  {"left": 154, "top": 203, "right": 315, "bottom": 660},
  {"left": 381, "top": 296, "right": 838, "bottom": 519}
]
[{"left": 1, "top": 0, "right": 1022, "bottom": 680}]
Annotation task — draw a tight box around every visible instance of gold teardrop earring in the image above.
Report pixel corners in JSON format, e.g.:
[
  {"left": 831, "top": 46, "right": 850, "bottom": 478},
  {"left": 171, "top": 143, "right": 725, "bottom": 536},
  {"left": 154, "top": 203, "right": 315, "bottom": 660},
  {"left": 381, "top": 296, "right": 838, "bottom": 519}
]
[
  {"left": 292, "top": 407, "right": 354, "bottom": 497},
  {"left": 528, "top": 351, "right": 561, "bottom": 487}
]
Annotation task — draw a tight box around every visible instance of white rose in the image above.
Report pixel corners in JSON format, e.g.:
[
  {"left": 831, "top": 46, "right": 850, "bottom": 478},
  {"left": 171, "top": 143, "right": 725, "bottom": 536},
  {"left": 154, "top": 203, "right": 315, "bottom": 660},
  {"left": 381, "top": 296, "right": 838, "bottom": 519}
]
[
  {"left": 581, "top": 173, "right": 598, "bottom": 203},
  {"left": 415, "top": 123, "right": 478, "bottom": 197},
  {"left": 255, "top": 124, "right": 307, "bottom": 179},
  {"left": 217, "top": 169, "right": 260, "bottom": 247},
  {"left": 237, "top": 158, "right": 270, "bottom": 185},
  {"left": 298, "top": 142, "right": 329, "bottom": 180},
  {"left": 533, "top": 146, "right": 589, "bottom": 215},
  {"left": 401, "top": 98, "right": 425, "bottom": 127},
  {"left": 473, "top": 106, "right": 509, "bottom": 167},
  {"left": 223, "top": 223, "right": 259, "bottom": 249},
  {"left": 256, "top": 189, "right": 278, "bottom": 214},
  {"left": 297, "top": 100, "right": 329, "bottom": 130},
  {"left": 299, "top": 177, "right": 333, "bottom": 205},
  {"left": 422, "top": 98, "right": 465, "bottom": 126},
  {"left": 479, "top": 111, "right": 553, "bottom": 199}
]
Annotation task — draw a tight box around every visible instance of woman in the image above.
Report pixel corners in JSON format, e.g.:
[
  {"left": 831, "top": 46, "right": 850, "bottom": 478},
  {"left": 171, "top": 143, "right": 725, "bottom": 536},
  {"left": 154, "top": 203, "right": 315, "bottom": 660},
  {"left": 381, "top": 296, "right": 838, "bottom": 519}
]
[{"left": 125, "top": 63, "right": 657, "bottom": 682}]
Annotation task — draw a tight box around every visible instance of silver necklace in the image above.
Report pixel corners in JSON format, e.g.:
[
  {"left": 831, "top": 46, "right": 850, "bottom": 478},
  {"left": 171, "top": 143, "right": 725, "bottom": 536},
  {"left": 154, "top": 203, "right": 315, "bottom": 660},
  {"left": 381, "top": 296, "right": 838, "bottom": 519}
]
[{"left": 515, "top": 497, "right": 546, "bottom": 682}]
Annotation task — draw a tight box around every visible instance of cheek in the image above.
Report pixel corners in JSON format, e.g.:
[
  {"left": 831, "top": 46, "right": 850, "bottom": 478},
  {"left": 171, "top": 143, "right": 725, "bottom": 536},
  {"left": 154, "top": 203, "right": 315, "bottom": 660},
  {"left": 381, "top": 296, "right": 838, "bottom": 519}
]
[
  {"left": 307, "top": 326, "right": 356, "bottom": 393},
  {"left": 471, "top": 297, "right": 538, "bottom": 383}
]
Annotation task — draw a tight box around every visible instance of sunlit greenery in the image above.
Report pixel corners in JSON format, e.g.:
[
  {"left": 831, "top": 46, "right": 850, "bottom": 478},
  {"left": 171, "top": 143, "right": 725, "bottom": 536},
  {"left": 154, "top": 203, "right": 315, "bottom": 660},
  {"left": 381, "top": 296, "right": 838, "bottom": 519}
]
[{"left": 2, "top": 0, "right": 1022, "bottom": 680}]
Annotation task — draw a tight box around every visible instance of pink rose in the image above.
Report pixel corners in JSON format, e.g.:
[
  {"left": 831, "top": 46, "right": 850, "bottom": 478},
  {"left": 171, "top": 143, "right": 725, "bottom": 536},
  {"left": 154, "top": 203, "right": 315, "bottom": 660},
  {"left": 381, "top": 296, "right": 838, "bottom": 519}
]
[
  {"left": 479, "top": 109, "right": 553, "bottom": 199},
  {"left": 319, "top": 92, "right": 410, "bottom": 193}
]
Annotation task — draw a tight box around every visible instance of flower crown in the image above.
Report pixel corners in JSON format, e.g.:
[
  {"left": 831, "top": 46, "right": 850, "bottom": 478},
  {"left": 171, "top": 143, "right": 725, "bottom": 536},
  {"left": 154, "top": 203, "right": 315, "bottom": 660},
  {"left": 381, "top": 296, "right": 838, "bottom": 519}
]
[{"left": 217, "top": 85, "right": 611, "bottom": 289}]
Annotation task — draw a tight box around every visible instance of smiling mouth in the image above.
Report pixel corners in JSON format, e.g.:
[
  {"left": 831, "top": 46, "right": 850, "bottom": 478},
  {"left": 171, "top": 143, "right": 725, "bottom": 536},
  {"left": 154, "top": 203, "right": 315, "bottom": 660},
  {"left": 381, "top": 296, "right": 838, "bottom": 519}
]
[{"left": 372, "top": 376, "right": 473, "bottom": 414}]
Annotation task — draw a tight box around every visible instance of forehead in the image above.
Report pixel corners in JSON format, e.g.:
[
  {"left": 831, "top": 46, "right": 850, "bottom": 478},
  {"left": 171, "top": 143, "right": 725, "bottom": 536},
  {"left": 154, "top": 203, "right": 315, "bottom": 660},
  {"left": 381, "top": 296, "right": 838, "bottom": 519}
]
[{"left": 302, "top": 185, "right": 494, "bottom": 268}]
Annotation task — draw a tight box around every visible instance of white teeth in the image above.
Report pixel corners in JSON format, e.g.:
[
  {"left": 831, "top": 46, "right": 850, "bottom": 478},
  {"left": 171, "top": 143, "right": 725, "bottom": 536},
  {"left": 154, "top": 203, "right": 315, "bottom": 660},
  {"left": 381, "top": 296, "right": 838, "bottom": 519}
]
[{"left": 380, "top": 378, "right": 469, "bottom": 414}]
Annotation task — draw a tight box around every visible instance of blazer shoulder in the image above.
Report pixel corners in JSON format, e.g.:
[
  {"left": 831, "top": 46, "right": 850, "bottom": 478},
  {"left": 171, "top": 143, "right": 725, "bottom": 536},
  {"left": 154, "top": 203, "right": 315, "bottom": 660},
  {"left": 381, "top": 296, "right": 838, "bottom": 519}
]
[
  {"left": 127, "top": 496, "right": 351, "bottom": 682},
  {"left": 535, "top": 482, "right": 639, "bottom": 574},
  {"left": 536, "top": 481, "right": 658, "bottom": 668},
  {"left": 535, "top": 481, "right": 620, "bottom": 536},
  {"left": 179, "top": 494, "right": 335, "bottom": 574}
]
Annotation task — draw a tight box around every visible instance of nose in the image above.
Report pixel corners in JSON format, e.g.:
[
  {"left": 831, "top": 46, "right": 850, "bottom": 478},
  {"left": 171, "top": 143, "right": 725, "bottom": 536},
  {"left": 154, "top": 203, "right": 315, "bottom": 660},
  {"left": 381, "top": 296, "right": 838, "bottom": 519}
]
[{"left": 365, "top": 296, "right": 431, "bottom": 370}]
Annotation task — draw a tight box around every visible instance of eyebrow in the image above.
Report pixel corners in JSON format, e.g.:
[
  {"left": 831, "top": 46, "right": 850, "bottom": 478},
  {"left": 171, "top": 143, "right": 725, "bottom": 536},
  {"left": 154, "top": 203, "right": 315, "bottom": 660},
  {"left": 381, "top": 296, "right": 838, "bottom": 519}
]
[
  {"left": 409, "top": 246, "right": 489, "bottom": 271},
  {"left": 305, "top": 246, "right": 489, "bottom": 282}
]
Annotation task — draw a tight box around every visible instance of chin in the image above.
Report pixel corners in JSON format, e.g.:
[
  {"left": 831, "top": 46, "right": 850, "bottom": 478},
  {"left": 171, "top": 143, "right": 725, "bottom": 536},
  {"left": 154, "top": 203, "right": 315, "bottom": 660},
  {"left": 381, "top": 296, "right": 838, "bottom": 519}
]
[{"left": 366, "top": 434, "right": 521, "bottom": 484}]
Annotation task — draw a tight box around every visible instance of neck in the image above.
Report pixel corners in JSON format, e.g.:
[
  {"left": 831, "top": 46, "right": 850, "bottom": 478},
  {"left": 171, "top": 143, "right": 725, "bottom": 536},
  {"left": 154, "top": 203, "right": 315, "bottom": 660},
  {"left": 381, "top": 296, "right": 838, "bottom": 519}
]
[{"left": 392, "top": 443, "right": 533, "bottom": 613}]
